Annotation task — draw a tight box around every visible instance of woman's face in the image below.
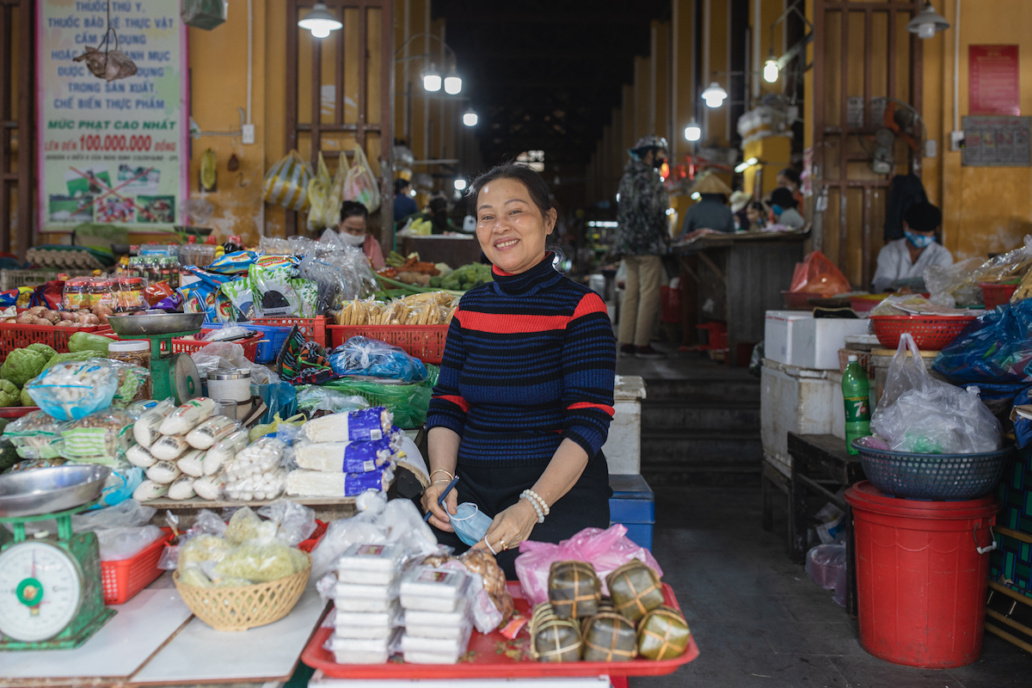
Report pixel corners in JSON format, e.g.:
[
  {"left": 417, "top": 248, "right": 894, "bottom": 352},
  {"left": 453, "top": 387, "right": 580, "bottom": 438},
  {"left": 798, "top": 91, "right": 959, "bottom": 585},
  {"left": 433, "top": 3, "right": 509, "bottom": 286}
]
[
  {"left": 339, "top": 215, "right": 367, "bottom": 237},
  {"left": 746, "top": 206, "right": 761, "bottom": 223},
  {"left": 475, "top": 177, "right": 555, "bottom": 274}
]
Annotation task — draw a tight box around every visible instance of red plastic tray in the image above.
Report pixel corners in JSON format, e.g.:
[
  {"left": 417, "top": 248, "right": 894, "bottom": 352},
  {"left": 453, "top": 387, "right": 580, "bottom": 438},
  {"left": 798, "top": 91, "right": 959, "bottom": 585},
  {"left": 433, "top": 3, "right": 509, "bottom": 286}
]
[
  {"left": 302, "top": 582, "right": 698, "bottom": 679},
  {"left": 0, "top": 406, "right": 39, "bottom": 418}
]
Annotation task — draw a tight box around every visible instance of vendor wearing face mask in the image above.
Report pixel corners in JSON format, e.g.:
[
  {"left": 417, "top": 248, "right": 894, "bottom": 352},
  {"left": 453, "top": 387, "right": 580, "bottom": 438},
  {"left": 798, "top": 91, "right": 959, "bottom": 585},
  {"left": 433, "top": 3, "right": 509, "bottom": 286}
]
[
  {"left": 338, "top": 200, "right": 385, "bottom": 269},
  {"left": 872, "top": 201, "right": 952, "bottom": 293}
]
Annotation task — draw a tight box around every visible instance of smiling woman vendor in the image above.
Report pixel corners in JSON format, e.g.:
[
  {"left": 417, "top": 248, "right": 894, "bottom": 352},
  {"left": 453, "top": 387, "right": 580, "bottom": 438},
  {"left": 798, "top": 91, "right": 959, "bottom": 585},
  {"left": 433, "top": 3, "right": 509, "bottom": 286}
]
[
  {"left": 872, "top": 201, "right": 952, "bottom": 292},
  {"left": 422, "top": 164, "right": 616, "bottom": 579}
]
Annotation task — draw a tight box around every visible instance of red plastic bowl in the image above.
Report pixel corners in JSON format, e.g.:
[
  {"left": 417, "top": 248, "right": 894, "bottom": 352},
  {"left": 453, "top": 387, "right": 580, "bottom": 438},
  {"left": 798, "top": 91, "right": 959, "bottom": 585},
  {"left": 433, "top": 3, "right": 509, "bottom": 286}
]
[{"left": 869, "top": 315, "right": 976, "bottom": 351}]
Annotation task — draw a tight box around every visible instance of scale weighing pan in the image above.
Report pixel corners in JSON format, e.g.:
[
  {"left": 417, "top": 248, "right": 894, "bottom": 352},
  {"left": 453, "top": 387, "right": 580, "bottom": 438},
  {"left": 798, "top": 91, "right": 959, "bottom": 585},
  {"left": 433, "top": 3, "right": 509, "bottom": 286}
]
[
  {"left": 107, "top": 312, "right": 205, "bottom": 337},
  {"left": 0, "top": 466, "right": 111, "bottom": 518}
]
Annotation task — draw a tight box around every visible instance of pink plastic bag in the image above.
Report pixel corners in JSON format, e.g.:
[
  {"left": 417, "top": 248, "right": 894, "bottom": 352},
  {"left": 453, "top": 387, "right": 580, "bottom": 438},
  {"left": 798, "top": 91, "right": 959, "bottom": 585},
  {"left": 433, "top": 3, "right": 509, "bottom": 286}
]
[{"left": 514, "top": 524, "right": 664, "bottom": 606}]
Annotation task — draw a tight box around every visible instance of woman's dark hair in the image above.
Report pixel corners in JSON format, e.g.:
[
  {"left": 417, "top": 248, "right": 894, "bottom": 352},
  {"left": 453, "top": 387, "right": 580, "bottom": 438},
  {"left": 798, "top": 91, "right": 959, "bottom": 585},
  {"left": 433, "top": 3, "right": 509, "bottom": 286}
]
[
  {"left": 769, "top": 187, "right": 798, "bottom": 209},
  {"left": 700, "top": 193, "right": 728, "bottom": 204},
  {"left": 778, "top": 167, "right": 801, "bottom": 186},
  {"left": 339, "top": 200, "right": 369, "bottom": 222},
  {"left": 466, "top": 163, "right": 553, "bottom": 218},
  {"left": 393, "top": 178, "right": 411, "bottom": 196}
]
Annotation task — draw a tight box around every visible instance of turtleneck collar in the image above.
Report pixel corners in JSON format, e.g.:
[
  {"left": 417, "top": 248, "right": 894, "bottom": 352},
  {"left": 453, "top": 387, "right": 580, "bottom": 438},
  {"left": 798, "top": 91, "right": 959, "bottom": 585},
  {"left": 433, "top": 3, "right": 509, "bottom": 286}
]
[{"left": 491, "top": 252, "right": 562, "bottom": 296}]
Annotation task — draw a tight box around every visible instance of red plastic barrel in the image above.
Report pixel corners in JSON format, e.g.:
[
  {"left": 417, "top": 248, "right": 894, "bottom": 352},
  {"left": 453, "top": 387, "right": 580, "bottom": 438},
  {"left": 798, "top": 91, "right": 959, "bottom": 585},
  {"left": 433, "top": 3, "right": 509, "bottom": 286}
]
[{"left": 846, "top": 481, "right": 998, "bottom": 668}]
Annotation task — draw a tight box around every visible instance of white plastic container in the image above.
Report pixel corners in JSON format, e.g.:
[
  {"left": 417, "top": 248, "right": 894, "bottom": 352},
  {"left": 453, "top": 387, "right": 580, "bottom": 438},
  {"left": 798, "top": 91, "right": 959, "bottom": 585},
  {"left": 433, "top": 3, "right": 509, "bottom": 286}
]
[
  {"left": 333, "top": 580, "right": 399, "bottom": 613},
  {"left": 336, "top": 542, "right": 405, "bottom": 584},
  {"left": 399, "top": 566, "right": 470, "bottom": 613},
  {"left": 334, "top": 602, "right": 400, "bottom": 630},
  {"left": 329, "top": 628, "right": 400, "bottom": 665},
  {"left": 400, "top": 625, "right": 473, "bottom": 664}
]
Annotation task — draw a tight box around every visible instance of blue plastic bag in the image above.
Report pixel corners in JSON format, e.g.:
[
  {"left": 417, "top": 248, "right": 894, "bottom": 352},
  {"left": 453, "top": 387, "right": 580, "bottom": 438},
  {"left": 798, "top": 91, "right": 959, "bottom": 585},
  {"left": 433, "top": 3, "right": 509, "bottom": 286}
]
[{"left": 329, "top": 336, "right": 428, "bottom": 383}]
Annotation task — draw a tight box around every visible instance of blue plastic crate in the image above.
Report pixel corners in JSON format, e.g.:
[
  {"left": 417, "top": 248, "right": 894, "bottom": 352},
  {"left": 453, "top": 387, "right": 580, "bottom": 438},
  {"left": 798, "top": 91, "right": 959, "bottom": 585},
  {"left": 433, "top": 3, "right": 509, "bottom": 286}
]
[
  {"left": 609, "top": 474, "right": 655, "bottom": 551},
  {"left": 622, "top": 523, "right": 654, "bottom": 551}
]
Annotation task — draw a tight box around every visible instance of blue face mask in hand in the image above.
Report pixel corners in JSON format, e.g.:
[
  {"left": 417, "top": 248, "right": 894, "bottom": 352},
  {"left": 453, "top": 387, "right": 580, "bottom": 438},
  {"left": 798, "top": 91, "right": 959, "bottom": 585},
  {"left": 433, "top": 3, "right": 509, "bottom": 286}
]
[
  {"left": 450, "top": 502, "right": 493, "bottom": 547},
  {"left": 905, "top": 230, "right": 935, "bottom": 249}
]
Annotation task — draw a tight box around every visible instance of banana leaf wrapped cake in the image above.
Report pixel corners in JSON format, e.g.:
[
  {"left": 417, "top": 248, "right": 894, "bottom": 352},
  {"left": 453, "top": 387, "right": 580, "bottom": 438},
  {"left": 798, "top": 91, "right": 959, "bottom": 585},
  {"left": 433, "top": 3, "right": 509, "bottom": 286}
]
[
  {"left": 530, "top": 602, "right": 582, "bottom": 662},
  {"left": 548, "top": 560, "right": 601, "bottom": 619},
  {"left": 581, "top": 609, "right": 638, "bottom": 662},
  {"left": 637, "top": 605, "right": 691, "bottom": 660},
  {"left": 606, "top": 560, "right": 664, "bottom": 622}
]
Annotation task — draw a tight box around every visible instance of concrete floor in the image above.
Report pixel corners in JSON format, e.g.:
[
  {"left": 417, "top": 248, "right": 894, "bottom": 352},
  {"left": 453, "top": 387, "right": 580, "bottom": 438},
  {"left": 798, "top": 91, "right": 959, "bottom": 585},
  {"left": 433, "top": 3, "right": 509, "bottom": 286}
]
[{"left": 632, "top": 483, "right": 1032, "bottom": 687}]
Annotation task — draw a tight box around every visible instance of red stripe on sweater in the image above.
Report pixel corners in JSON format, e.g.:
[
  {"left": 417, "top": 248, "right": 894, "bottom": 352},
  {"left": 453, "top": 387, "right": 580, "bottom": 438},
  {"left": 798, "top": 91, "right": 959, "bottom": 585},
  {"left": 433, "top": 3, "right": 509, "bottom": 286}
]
[
  {"left": 572, "top": 293, "right": 608, "bottom": 320},
  {"left": 456, "top": 310, "right": 570, "bottom": 333},
  {"left": 434, "top": 394, "right": 470, "bottom": 413},
  {"left": 567, "top": 402, "right": 615, "bottom": 416}
]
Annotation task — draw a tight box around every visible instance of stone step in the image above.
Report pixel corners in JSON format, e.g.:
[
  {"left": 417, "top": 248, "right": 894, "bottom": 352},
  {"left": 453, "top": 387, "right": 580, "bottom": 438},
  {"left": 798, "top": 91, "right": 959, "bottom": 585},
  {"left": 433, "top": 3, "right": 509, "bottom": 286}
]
[
  {"left": 641, "top": 430, "right": 762, "bottom": 466},
  {"left": 640, "top": 377, "right": 760, "bottom": 403},
  {"left": 641, "top": 400, "right": 760, "bottom": 431}
]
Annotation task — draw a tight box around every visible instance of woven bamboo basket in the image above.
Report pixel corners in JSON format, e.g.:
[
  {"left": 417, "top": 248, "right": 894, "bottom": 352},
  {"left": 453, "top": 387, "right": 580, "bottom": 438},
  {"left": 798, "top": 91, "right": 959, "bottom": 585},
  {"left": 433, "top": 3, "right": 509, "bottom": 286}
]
[{"left": 172, "top": 554, "right": 311, "bottom": 632}]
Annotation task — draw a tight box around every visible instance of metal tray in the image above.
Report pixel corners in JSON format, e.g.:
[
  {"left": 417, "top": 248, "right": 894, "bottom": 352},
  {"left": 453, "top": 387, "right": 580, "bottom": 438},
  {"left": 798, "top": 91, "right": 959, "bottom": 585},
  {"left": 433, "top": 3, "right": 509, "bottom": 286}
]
[
  {"left": 0, "top": 465, "right": 112, "bottom": 518},
  {"left": 107, "top": 312, "right": 205, "bottom": 337}
]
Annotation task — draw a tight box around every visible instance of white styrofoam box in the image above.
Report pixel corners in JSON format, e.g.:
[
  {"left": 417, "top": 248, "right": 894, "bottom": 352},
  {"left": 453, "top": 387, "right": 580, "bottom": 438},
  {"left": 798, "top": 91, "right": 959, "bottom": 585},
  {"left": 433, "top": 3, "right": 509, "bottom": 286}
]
[
  {"left": 760, "top": 359, "right": 846, "bottom": 477},
  {"left": 603, "top": 375, "right": 646, "bottom": 475},
  {"left": 796, "top": 319, "right": 872, "bottom": 370},
  {"left": 764, "top": 311, "right": 812, "bottom": 366}
]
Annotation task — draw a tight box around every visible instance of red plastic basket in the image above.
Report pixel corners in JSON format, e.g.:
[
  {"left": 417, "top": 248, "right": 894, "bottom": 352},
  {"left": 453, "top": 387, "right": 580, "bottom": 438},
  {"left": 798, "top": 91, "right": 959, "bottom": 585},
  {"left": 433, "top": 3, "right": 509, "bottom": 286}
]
[
  {"left": 328, "top": 324, "right": 448, "bottom": 364},
  {"left": 170, "top": 330, "right": 263, "bottom": 362},
  {"left": 980, "top": 282, "right": 1020, "bottom": 310},
  {"left": 0, "top": 406, "right": 39, "bottom": 418},
  {"left": 0, "top": 322, "right": 105, "bottom": 361},
  {"left": 250, "top": 316, "right": 328, "bottom": 348},
  {"left": 100, "top": 528, "right": 174, "bottom": 605},
  {"left": 869, "top": 314, "right": 977, "bottom": 351}
]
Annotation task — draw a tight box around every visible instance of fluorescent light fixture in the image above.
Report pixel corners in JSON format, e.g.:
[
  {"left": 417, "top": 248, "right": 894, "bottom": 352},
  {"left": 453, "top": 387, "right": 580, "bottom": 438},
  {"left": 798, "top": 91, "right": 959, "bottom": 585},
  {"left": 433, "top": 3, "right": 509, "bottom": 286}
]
[
  {"left": 665, "top": 208, "right": 675, "bottom": 216},
  {"left": 422, "top": 67, "right": 442, "bottom": 92},
  {"left": 763, "top": 49, "right": 779, "bottom": 83},
  {"left": 702, "top": 82, "right": 728, "bottom": 109},
  {"left": 462, "top": 108, "right": 478, "bottom": 127},
  {"left": 409, "top": 189, "right": 416, "bottom": 197},
  {"left": 298, "top": 2, "right": 342, "bottom": 38},
  {"left": 586, "top": 220, "right": 619, "bottom": 228},
  {"left": 691, "top": 192, "right": 701, "bottom": 201},
  {"left": 454, "top": 178, "right": 467, "bottom": 191},
  {"left": 734, "top": 157, "right": 759, "bottom": 173},
  {"left": 906, "top": 1, "right": 950, "bottom": 39},
  {"left": 684, "top": 120, "right": 702, "bottom": 142},
  {"left": 444, "top": 74, "right": 462, "bottom": 95}
]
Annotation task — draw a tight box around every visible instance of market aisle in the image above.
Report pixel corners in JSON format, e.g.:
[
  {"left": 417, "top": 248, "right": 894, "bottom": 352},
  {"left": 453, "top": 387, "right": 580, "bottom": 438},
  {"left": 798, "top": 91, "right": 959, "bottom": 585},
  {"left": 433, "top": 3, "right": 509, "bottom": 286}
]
[{"left": 632, "top": 485, "right": 1031, "bottom": 687}]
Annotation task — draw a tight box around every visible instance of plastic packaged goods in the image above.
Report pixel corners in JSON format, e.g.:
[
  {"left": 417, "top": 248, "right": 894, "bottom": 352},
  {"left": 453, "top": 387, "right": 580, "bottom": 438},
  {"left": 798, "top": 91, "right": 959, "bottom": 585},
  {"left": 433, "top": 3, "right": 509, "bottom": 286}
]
[
  {"left": 133, "top": 398, "right": 177, "bottom": 448},
  {"left": 146, "top": 461, "right": 183, "bottom": 485},
  {"left": 125, "top": 444, "right": 157, "bottom": 469},
  {"left": 159, "top": 397, "right": 217, "bottom": 436},
  {"left": 185, "top": 415, "right": 239, "bottom": 450},
  {"left": 399, "top": 566, "right": 470, "bottom": 613},
  {"left": 223, "top": 438, "right": 289, "bottom": 501},
  {"left": 26, "top": 359, "right": 120, "bottom": 421},
  {"left": 285, "top": 465, "right": 393, "bottom": 498},
  {"left": 335, "top": 543, "right": 406, "bottom": 584},
  {"left": 4, "top": 410, "right": 66, "bottom": 459},
  {"left": 403, "top": 600, "right": 471, "bottom": 633},
  {"left": 168, "top": 477, "right": 197, "bottom": 501},
  {"left": 203, "top": 429, "right": 248, "bottom": 475},
  {"left": 400, "top": 624, "right": 473, "bottom": 664},
  {"left": 333, "top": 602, "right": 401, "bottom": 631},
  {"left": 60, "top": 408, "right": 134, "bottom": 464},
  {"left": 133, "top": 480, "right": 169, "bottom": 501},
  {"left": 95, "top": 525, "right": 166, "bottom": 561},
  {"left": 177, "top": 449, "right": 206, "bottom": 478},
  {"left": 301, "top": 406, "right": 393, "bottom": 443},
  {"left": 404, "top": 609, "right": 473, "bottom": 641},
  {"left": 328, "top": 628, "right": 400, "bottom": 665},
  {"left": 194, "top": 475, "right": 224, "bottom": 501},
  {"left": 293, "top": 436, "right": 397, "bottom": 473},
  {"left": 333, "top": 581, "right": 400, "bottom": 613},
  {"left": 328, "top": 337, "right": 428, "bottom": 383}
]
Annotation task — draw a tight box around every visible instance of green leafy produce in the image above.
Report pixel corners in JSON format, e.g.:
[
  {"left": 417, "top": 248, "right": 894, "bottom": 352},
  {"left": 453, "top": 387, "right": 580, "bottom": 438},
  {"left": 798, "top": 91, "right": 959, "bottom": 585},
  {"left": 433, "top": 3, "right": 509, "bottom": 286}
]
[
  {"left": 26, "top": 343, "right": 57, "bottom": 362},
  {"left": 0, "top": 438, "right": 19, "bottom": 474},
  {"left": 0, "top": 380, "right": 21, "bottom": 407},
  {"left": 440, "top": 262, "right": 494, "bottom": 291},
  {"left": 19, "top": 387, "right": 33, "bottom": 407},
  {"left": 0, "top": 418, "right": 8, "bottom": 435},
  {"left": 68, "top": 332, "right": 111, "bottom": 355},
  {"left": 43, "top": 350, "right": 104, "bottom": 371},
  {"left": 1, "top": 349, "right": 47, "bottom": 387}
]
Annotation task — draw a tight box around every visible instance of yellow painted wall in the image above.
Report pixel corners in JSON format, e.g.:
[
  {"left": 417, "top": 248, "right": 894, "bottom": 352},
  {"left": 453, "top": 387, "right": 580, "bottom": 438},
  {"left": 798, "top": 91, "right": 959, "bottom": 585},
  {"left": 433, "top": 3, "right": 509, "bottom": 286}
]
[{"left": 922, "top": 0, "right": 1032, "bottom": 260}]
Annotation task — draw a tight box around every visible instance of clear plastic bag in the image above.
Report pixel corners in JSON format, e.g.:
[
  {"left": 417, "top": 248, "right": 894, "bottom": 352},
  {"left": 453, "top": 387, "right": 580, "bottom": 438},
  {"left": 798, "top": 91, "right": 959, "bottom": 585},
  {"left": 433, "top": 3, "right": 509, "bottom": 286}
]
[
  {"left": 871, "top": 334, "right": 1002, "bottom": 454},
  {"left": 788, "top": 251, "right": 851, "bottom": 296},
  {"left": 924, "top": 257, "right": 984, "bottom": 308},
  {"left": 190, "top": 341, "right": 280, "bottom": 386},
  {"left": 257, "top": 499, "right": 318, "bottom": 546},
  {"left": 74, "top": 499, "right": 157, "bottom": 531},
  {"left": 60, "top": 407, "right": 135, "bottom": 464},
  {"left": 26, "top": 359, "right": 120, "bottom": 421},
  {"left": 974, "top": 235, "right": 1032, "bottom": 284},
  {"left": 298, "top": 254, "right": 348, "bottom": 314},
  {"left": 514, "top": 524, "right": 664, "bottom": 606},
  {"left": 296, "top": 385, "right": 370, "bottom": 416},
  {"left": 329, "top": 336, "right": 428, "bottom": 383},
  {"left": 805, "top": 543, "right": 846, "bottom": 591},
  {"left": 96, "top": 525, "right": 166, "bottom": 561}
]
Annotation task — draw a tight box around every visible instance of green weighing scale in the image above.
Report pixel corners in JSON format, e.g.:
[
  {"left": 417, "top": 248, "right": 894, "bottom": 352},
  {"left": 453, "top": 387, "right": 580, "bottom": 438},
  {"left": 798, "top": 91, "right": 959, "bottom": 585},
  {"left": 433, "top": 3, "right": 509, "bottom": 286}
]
[
  {"left": 0, "top": 465, "right": 115, "bottom": 650},
  {"left": 107, "top": 312, "right": 205, "bottom": 402}
]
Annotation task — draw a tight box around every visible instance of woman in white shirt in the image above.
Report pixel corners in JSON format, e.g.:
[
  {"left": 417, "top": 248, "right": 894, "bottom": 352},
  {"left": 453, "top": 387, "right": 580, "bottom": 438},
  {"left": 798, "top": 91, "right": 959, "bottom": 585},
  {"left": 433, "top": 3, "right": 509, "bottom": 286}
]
[{"left": 872, "top": 201, "right": 952, "bottom": 292}]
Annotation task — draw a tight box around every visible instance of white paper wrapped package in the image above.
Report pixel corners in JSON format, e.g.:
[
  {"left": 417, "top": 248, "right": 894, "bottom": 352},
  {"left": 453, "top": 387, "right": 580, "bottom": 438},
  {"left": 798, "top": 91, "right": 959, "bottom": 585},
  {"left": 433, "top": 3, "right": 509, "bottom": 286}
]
[
  {"left": 294, "top": 435, "right": 399, "bottom": 473},
  {"left": 301, "top": 407, "right": 393, "bottom": 443},
  {"left": 871, "top": 334, "right": 1002, "bottom": 454}
]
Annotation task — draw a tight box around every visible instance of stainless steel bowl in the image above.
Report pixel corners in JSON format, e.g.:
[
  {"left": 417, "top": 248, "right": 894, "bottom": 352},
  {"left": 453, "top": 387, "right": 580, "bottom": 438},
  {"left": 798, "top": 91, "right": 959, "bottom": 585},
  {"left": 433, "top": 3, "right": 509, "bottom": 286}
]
[
  {"left": 107, "top": 312, "right": 205, "bottom": 337},
  {"left": 0, "top": 465, "right": 112, "bottom": 518}
]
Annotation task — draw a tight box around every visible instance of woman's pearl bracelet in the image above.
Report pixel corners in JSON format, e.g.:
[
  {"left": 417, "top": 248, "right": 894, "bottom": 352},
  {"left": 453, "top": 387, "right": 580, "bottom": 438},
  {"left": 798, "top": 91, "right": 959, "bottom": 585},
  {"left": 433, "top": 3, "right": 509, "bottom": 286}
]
[{"left": 520, "top": 489, "right": 549, "bottom": 524}]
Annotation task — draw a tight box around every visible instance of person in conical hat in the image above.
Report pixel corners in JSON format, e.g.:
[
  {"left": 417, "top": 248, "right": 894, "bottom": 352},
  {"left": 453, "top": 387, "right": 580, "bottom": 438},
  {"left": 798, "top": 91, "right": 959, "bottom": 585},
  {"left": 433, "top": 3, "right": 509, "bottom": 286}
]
[{"left": 681, "top": 172, "right": 735, "bottom": 235}]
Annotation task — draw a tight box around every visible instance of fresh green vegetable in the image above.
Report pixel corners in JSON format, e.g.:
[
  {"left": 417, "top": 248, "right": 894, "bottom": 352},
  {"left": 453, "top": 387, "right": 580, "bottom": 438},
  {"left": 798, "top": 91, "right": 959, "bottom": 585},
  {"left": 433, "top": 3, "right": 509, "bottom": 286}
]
[
  {"left": 19, "top": 387, "right": 33, "bottom": 407},
  {"left": 0, "top": 417, "right": 8, "bottom": 435},
  {"left": 440, "top": 262, "right": 493, "bottom": 291},
  {"left": 68, "top": 332, "right": 111, "bottom": 355},
  {"left": 1, "top": 349, "right": 47, "bottom": 388},
  {"left": 26, "top": 343, "right": 57, "bottom": 362},
  {"left": 43, "top": 350, "right": 104, "bottom": 371},
  {"left": 0, "top": 438, "right": 19, "bottom": 475},
  {"left": 0, "top": 379, "right": 21, "bottom": 407}
]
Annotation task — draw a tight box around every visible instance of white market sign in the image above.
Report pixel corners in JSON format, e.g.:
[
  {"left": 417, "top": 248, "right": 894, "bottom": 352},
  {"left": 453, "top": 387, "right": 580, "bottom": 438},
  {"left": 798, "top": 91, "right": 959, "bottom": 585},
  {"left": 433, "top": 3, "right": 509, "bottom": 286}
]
[{"left": 37, "top": 0, "right": 188, "bottom": 232}]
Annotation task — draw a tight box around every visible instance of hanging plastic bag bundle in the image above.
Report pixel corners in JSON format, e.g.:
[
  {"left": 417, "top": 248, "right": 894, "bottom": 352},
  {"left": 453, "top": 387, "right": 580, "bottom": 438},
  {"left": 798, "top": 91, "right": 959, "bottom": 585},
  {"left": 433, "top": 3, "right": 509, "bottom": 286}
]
[
  {"left": 306, "top": 152, "right": 332, "bottom": 233},
  {"left": 263, "top": 150, "right": 312, "bottom": 211},
  {"left": 788, "top": 251, "right": 851, "bottom": 297},
  {"left": 342, "top": 143, "right": 381, "bottom": 213},
  {"left": 871, "top": 333, "right": 1001, "bottom": 454}
]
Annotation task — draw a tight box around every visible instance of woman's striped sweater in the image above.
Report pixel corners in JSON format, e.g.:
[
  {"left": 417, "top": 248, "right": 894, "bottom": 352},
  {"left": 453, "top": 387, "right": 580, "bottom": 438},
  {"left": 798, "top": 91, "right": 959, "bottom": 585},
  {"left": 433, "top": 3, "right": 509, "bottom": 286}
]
[{"left": 426, "top": 254, "right": 616, "bottom": 468}]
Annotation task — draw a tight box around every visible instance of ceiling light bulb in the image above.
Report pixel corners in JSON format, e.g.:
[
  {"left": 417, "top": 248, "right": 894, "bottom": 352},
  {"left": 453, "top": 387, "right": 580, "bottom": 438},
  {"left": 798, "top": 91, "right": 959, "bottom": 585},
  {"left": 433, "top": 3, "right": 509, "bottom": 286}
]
[
  {"left": 298, "top": 2, "right": 342, "bottom": 37},
  {"left": 444, "top": 75, "right": 462, "bottom": 95},
  {"left": 763, "top": 57, "right": 779, "bottom": 83},
  {"left": 462, "top": 109, "right": 478, "bottom": 127},
  {"left": 906, "top": 1, "right": 950, "bottom": 39},
  {"left": 702, "top": 82, "right": 728, "bottom": 109},
  {"left": 423, "top": 68, "right": 442, "bottom": 93},
  {"left": 454, "top": 179, "right": 467, "bottom": 191},
  {"left": 684, "top": 121, "right": 702, "bottom": 142}
]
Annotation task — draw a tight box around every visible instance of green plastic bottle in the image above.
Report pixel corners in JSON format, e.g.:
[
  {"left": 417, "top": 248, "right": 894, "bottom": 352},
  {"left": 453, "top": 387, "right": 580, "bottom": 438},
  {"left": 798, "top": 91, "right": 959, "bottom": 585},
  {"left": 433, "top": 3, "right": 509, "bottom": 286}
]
[{"left": 842, "top": 355, "right": 871, "bottom": 455}]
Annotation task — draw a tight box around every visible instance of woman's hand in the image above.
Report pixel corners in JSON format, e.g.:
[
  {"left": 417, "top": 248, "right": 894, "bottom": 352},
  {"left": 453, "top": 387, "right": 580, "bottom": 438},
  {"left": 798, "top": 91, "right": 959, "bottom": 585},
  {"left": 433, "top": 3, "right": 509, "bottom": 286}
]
[
  {"left": 421, "top": 481, "right": 458, "bottom": 532},
  {"left": 473, "top": 499, "right": 538, "bottom": 555}
]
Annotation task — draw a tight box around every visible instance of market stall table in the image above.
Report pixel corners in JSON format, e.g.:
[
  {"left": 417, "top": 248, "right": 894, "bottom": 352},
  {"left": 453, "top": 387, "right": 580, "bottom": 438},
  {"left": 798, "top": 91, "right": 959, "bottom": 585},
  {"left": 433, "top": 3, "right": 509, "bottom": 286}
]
[
  {"left": 787, "top": 432, "right": 866, "bottom": 616},
  {"left": 145, "top": 496, "right": 360, "bottom": 528},
  {"left": 674, "top": 230, "right": 807, "bottom": 364}
]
